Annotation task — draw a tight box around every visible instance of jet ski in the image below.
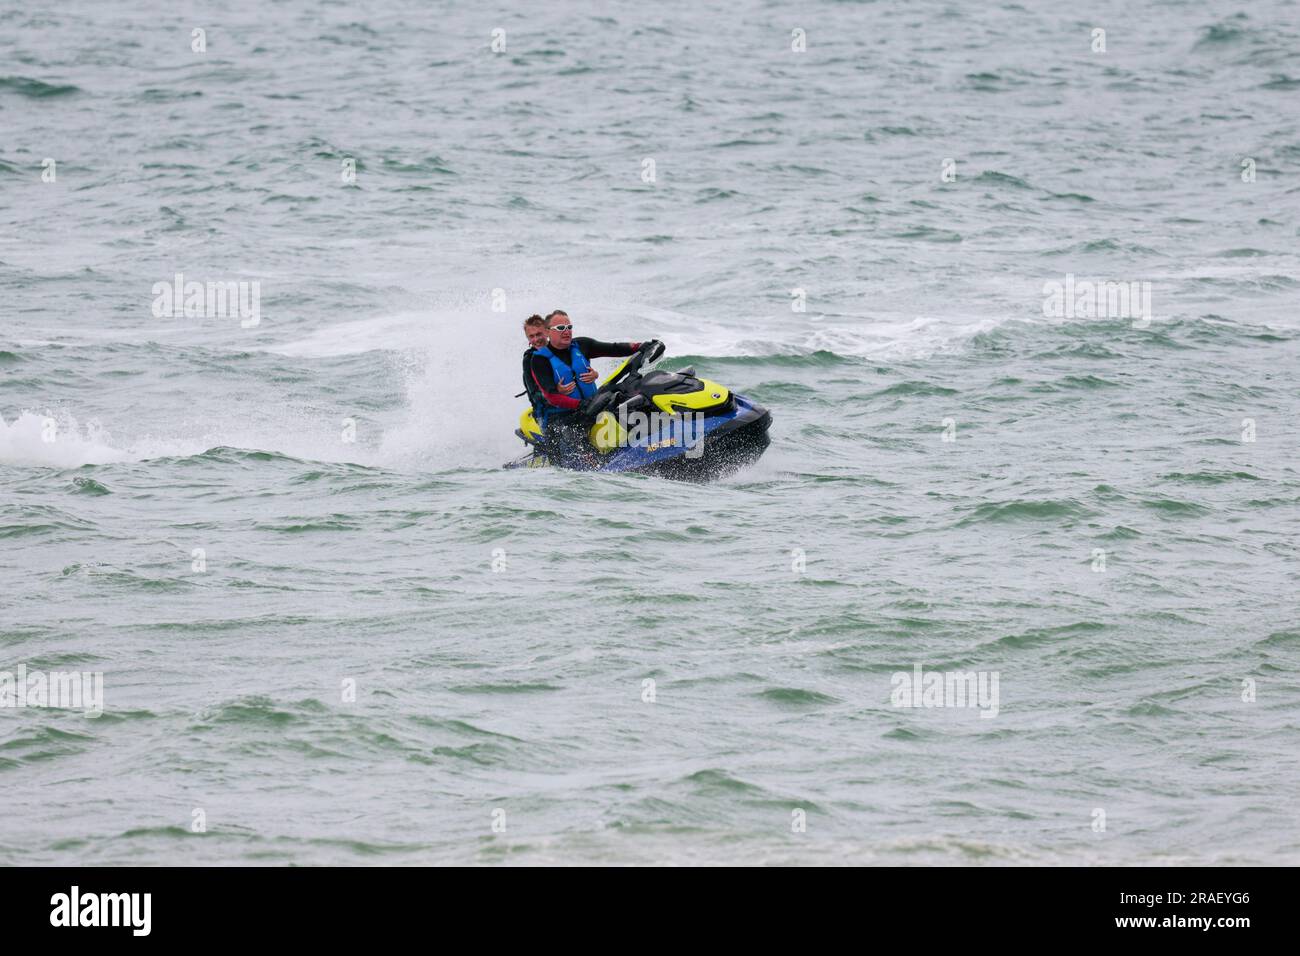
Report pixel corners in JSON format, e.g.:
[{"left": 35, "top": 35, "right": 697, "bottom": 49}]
[{"left": 504, "top": 342, "right": 771, "bottom": 481}]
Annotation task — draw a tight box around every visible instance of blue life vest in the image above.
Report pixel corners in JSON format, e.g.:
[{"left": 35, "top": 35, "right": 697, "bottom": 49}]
[{"left": 536, "top": 342, "right": 597, "bottom": 424}]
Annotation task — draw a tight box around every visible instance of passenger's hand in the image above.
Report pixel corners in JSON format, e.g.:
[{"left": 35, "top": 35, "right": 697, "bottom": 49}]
[
  {"left": 579, "top": 369, "right": 600, "bottom": 383},
  {"left": 557, "top": 379, "right": 576, "bottom": 394}
]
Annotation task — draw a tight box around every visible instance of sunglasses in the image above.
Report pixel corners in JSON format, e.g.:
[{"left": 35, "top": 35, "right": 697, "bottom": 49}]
[{"left": 550, "top": 324, "right": 573, "bottom": 332}]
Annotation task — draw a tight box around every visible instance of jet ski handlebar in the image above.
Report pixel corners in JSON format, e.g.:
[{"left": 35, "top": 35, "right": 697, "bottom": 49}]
[{"left": 639, "top": 339, "right": 666, "bottom": 364}]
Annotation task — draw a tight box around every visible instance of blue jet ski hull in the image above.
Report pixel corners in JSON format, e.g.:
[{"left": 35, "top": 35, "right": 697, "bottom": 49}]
[{"left": 506, "top": 394, "right": 771, "bottom": 482}]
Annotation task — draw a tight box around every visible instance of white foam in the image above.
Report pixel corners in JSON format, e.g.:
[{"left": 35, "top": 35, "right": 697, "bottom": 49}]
[
  {"left": 0, "top": 411, "right": 129, "bottom": 468},
  {"left": 266, "top": 303, "right": 1013, "bottom": 364},
  {"left": 373, "top": 310, "right": 540, "bottom": 469},
  {"left": 0, "top": 407, "right": 385, "bottom": 471},
  {"left": 266, "top": 311, "right": 437, "bottom": 358},
  {"left": 0, "top": 304, "right": 1026, "bottom": 472}
]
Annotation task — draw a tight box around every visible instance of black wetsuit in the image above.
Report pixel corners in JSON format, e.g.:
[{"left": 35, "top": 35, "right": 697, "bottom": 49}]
[{"left": 521, "top": 349, "right": 545, "bottom": 416}]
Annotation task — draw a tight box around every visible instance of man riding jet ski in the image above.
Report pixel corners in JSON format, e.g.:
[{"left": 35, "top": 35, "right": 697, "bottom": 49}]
[
  {"left": 506, "top": 317, "right": 772, "bottom": 482},
  {"left": 525, "top": 310, "right": 647, "bottom": 468}
]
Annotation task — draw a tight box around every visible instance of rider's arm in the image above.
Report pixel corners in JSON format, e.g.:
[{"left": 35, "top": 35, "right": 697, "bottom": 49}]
[{"left": 574, "top": 336, "right": 641, "bottom": 359}]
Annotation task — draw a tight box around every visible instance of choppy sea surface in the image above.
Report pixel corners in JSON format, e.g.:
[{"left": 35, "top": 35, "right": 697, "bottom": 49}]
[{"left": 2, "top": 0, "right": 1299, "bottom": 865}]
